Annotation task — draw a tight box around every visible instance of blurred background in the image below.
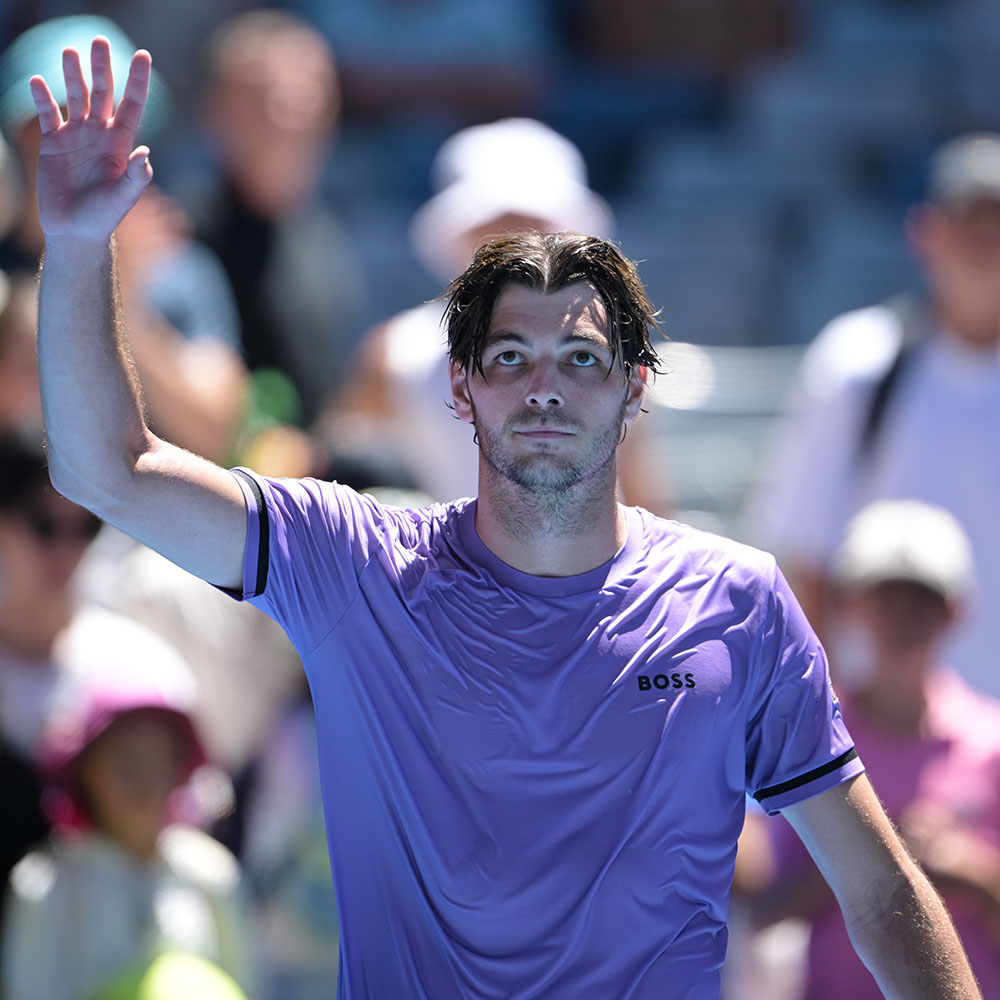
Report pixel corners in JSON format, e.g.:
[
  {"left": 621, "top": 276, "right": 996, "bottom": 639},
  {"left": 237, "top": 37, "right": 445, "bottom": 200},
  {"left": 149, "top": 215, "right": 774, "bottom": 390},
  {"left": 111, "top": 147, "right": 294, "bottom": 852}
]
[
  {"left": 5, "top": 0, "right": 990, "bottom": 538},
  {"left": 3, "top": 3, "right": 1000, "bottom": 999}
]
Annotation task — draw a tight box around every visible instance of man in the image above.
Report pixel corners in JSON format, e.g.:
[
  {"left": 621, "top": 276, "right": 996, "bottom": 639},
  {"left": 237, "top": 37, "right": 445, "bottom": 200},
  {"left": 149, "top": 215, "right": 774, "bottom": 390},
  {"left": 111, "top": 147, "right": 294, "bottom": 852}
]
[
  {"left": 327, "top": 115, "right": 668, "bottom": 513},
  {"left": 30, "top": 40, "right": 981, "bottom": 998},
  {"left": 748, "top": 132, "right": 1000, "bottom": 700},
  {"left": 187, "top": 8, "right": 368, "bottom": 426},
  {"left": 0, "top": 431, "right": 101, "bottom": 757},
  {"left": 750, "top": 501, "right": 1000, "bottom": 998}
]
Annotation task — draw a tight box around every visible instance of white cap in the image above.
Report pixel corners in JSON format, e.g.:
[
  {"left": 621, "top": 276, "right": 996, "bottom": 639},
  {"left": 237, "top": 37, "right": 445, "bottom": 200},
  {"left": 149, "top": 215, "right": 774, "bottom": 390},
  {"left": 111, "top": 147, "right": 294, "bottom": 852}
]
[
  {"left": 928, "top": 132, "right": 1000, "bottom": 209},
  {"left": 831, "top": 500, "right": 975, "bottom": 603},
  {"left": 409, "top": 118, "right": 614, "bottom": 284}
]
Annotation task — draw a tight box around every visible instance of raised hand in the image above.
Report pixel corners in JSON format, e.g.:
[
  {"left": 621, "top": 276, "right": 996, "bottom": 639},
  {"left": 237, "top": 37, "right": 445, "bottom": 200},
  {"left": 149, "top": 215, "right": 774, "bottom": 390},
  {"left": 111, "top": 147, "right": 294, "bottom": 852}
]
[{"left": 29, "top": 36, "right": 154, "bottom": 242}]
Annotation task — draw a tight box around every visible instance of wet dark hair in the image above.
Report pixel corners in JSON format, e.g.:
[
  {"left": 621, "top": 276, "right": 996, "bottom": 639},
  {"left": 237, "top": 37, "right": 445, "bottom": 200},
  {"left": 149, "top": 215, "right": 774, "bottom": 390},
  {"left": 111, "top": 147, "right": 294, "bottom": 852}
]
[{"left": 443, "top": 231, "right": 665, "bottom": 376}]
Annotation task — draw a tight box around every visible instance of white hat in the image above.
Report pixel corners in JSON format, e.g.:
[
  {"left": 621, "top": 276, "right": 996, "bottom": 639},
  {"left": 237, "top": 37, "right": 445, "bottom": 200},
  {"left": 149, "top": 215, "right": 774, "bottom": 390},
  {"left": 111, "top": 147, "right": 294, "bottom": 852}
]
[
  {"left": 831, "top": 500, "right": 975, "bottom": 603},
  {"left": 928, "top": 132, "right": 1000, "bottom": 209},
  {"left": 409, "top": 118, "right": 614, "bottom": 284}
]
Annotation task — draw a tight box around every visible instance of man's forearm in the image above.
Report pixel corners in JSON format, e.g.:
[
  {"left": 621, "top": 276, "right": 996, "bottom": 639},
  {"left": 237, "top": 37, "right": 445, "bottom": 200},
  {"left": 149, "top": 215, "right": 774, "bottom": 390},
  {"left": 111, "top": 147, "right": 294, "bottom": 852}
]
[
  {"left": 785, "top": 777, "right": 982, "bottom": 1000},
  {"left": 846, "top": 863, "right": 981, "bottom": 1000},
  {"left": 38, "top": 236, "right": 153, "bottom": 510}
]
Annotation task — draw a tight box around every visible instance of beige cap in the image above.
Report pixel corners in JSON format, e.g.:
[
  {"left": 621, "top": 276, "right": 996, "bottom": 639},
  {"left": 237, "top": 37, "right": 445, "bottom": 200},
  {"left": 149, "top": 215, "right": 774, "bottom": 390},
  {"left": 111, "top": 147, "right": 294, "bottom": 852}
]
[
  {"left": 831, "top": 500, "right": 975, "bottom": 603},
  {"left": 928, "top": 132, "right": 1000, "bottom": 209}
]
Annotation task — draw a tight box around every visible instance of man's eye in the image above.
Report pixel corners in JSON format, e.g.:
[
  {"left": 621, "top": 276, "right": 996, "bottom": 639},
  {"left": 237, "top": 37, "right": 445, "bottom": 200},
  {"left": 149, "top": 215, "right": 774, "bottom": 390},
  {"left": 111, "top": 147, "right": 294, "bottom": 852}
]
[
  {"left": 497, "top": 350, "right": 521, "bottom": 365},
  {"left": 571, "top": 351, "right": 597, "bottom": 366}
]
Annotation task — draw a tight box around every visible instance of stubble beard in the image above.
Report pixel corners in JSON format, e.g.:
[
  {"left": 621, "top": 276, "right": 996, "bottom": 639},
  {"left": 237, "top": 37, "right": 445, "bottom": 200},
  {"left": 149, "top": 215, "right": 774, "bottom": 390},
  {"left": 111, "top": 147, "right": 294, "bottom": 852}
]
[{"left": 470, "top": 396, "right": 627, "bottom": 513}]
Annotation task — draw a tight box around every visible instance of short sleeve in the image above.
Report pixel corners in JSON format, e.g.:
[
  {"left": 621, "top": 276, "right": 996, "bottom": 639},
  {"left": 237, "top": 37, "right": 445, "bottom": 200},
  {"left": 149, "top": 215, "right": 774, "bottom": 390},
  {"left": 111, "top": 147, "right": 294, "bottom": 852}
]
[
  {"left": 227, "top": 469, "right": 392, "bottom": 658},
  {"left": 746, "top": 563, "right": 864, "bottom": 815}
]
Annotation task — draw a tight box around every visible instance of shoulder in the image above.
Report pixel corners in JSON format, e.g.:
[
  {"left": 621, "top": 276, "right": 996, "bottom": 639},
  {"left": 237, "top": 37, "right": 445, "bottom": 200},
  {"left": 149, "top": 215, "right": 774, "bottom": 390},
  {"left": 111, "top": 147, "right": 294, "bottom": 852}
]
[
  {"left": 931, "top": 670, "right": 1000, "bottom": 742},
  {"left": 799, "top": 304, "right": 906, "bottom": 397},
  {"left": 159, "top": 825, "right": 242, "bottom": 894},
  {"left": 245, "top": 471, "right": 446, "bottom": 526},
  {"left": 636, "top": 509, "right": 780, "bottom": 595}
]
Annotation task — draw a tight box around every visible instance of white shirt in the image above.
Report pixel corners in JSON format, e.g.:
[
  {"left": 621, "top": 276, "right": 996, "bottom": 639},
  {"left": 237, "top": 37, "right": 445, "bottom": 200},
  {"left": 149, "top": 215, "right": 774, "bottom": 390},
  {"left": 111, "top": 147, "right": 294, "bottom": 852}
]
[
  {"left": 1, "top": 826, "right": 255, "bottom": 1000},
  {"left": 750, "top": 304, "right": 1000, "bottom": 697}
]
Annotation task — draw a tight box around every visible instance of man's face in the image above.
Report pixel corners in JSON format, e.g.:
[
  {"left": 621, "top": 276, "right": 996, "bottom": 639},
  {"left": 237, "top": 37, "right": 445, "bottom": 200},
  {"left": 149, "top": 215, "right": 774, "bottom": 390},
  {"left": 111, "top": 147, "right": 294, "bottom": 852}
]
[
  {"left": 0, "top": 488, "right": 100, "bottom": 602},
  {"left": 913, "top": 197, "right": 1000, "bottom": 336},
  {"left": 846, "top": 580, "right": 953, "bottom": 658},
  {"left": 449, "top": 282, "right": 646, "bottom": 495}
]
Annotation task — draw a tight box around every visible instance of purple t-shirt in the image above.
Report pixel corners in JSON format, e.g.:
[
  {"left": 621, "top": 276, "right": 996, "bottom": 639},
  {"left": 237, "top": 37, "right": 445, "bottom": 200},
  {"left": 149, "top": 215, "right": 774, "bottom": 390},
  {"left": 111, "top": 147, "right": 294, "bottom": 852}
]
[{"left": 230, "top": 471, "right": 862, "bottom": 999}]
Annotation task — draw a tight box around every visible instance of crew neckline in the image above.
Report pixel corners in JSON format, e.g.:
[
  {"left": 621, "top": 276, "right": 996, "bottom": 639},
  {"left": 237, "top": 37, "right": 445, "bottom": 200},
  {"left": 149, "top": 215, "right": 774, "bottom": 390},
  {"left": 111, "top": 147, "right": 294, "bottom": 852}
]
[{"left": 454, "top": 499, "right": 642, "bottom": 597}]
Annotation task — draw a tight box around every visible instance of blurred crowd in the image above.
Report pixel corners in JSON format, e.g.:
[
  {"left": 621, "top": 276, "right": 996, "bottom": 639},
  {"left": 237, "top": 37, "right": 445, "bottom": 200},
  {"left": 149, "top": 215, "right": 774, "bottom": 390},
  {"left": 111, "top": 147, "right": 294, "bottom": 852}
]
[{"left": 1, "top": 2, "right": 999, "bottom": 998}]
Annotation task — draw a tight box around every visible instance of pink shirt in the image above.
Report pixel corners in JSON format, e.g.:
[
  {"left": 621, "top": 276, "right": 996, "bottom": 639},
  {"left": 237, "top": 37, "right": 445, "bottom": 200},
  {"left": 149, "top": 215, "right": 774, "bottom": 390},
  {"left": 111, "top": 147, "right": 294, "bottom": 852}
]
[{"left": 772, "top": 668, "right": 1000, "bottom": 999}]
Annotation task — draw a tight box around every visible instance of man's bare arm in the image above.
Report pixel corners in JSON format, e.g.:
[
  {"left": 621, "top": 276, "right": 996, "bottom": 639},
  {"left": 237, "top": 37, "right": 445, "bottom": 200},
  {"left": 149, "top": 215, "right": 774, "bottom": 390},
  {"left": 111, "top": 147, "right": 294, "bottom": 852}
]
[
  {"left": 33, "top": 39, "right": 246, "bottom": 589},
  {"left": 783, "top": 773, "right": 982, "bottom": 999}
]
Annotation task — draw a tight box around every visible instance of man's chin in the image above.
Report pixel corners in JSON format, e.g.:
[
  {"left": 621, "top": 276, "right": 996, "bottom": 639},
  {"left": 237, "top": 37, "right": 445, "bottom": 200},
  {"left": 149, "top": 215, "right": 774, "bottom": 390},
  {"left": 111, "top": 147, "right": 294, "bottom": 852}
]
[{"left": 496, "top": 455, "right": 589, "bottom": 493}]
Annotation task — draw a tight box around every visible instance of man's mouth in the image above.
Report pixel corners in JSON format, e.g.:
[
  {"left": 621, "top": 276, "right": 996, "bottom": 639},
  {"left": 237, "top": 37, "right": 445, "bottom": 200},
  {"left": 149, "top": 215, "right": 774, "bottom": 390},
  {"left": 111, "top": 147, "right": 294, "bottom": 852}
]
[{"left": 513, "top": 426, "right": 575, "bottom": 438}]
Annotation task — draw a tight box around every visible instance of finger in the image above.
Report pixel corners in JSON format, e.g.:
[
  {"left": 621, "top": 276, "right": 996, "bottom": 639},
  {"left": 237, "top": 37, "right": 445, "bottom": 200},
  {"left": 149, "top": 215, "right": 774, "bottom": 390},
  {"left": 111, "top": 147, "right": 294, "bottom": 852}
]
[
  {"left": 88, "top": 36, "right": 114, "bottom": 121},
  {"left": 110, "top": 146, "right": 154, "bottom": 217},
  {"left": 28, "top": 76, "right": 64, "bottom": 134},
  {"left": 111, "top": 50, "right": 151, "bottom": 134},
  {"left": 121, "top": 145, "right": 154, "bottom": 193},
  {"left": 62, "top": 47, "right": 90, "bottom": 121}
]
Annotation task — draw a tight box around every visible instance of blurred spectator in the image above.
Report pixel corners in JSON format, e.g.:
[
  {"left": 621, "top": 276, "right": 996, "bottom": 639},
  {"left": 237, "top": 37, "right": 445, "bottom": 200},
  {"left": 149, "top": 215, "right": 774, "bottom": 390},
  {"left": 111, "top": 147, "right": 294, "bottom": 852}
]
[
  {"left": 0, "top": 431, "right": 98, "bottom": 892},
  {"left": 0, "top": 733, "right": 46, "bottom": 924},
  {"left": 0, "top": 14, "right": 248, "bottom": 463},
  {"left": 324, "top": 117, "right": 672, "bottom": 511},
  {"left": 185, "top": 8, "right": 368, "bottom": 428},
  {"left": 0, "top": 431, "right": 101, "bottom": 756},
  {"left": 1, "top": 628, "right": 257, "bottom": 1000},
  {"left": 20, "top": 0, "right": 258, "bottom": 152},
  {"left": 76, "top": 525, "right": 305, "bottom": 782},
  {"left": 748, "top": 500, "right": 1000, "bottom": 999},
  {"left": 748, "top": 132, "right": 1000, "bottom": 699},
  {"left": 0, "top": 270, "right": 41, "bottom": 435}
]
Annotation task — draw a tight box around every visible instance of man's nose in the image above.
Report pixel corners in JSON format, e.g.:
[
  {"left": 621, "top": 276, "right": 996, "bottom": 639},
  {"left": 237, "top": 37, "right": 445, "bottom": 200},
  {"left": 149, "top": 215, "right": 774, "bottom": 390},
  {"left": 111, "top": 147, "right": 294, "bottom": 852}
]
[{"left": 525, "top": 362, "right": 564, "bottom": 408}]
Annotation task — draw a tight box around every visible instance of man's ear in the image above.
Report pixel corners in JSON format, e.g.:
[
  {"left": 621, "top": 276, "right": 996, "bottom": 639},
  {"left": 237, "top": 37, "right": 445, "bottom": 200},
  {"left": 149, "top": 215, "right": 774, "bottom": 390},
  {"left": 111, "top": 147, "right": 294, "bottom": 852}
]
[
  {"left": 623, "top": 365, "right": 648, "bottom": 424},
  {"left": 448, "top": 360, "right": 475, "bottom": 423}
]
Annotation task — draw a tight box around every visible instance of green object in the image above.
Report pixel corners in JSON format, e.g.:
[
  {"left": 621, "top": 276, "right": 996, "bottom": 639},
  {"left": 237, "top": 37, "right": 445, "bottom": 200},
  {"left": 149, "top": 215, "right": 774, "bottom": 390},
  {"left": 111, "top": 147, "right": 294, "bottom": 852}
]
[
  {"left": 250, "top": 366, "right": 304, "bottom": 428},
  {"left": 91, "top": 951, "right": 247, "bottom": 1000}
]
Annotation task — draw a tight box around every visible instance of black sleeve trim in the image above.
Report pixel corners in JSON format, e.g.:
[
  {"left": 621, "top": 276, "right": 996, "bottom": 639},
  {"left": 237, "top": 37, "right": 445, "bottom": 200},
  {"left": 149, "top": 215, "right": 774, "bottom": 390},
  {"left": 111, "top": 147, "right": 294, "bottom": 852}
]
[
  {"left": 232, "top": 469, "right": 269, "bottom": 597},
  {"left": 753, "top": 748, "right": 859, "bottom": 804}
]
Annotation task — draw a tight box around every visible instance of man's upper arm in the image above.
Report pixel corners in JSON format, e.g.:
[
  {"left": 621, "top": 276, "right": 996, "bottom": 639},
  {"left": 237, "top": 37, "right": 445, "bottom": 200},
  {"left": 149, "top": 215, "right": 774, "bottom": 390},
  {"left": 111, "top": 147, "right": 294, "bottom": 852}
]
[{"left": 60, "top": 437, "right": 249, "bottom": 592}]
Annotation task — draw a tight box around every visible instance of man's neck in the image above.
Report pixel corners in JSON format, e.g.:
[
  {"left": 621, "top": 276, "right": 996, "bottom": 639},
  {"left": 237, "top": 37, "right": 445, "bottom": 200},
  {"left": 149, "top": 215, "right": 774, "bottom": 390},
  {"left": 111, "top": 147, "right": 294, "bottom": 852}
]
[
  {"left": 473, "top": 468, "right": 627, "bottom": 577},
  {"left": 934, "top": 302, "right": 1000, "bottom": 351}
]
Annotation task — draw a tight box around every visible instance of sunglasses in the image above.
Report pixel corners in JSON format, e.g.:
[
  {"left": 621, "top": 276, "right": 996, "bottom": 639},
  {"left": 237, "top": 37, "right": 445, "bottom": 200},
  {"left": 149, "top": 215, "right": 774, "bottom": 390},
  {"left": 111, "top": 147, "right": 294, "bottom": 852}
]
[{"left": 19, "top": 510, "right": 102, "bottom": 545}]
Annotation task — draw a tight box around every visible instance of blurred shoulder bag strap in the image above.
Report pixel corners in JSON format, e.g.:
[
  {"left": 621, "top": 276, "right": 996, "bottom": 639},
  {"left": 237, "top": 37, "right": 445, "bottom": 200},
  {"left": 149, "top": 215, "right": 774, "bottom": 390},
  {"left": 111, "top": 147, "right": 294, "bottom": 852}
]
[{"left": 856, "top": 292, "right": 931, "bottom": 464}]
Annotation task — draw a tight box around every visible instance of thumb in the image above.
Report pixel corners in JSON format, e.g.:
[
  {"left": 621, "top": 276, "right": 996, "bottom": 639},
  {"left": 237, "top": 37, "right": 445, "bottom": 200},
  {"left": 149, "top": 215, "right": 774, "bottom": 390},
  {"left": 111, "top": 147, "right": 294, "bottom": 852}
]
[{"left": 116, "top": 145, "right": 154, "bottom": 200}]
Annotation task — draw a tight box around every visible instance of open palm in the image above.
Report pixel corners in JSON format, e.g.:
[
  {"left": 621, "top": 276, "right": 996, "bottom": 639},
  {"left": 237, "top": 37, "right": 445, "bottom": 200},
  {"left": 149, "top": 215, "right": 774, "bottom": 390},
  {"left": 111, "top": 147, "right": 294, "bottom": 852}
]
[{"left": 30, "top": 36, "right": 153, "bottom": 241}]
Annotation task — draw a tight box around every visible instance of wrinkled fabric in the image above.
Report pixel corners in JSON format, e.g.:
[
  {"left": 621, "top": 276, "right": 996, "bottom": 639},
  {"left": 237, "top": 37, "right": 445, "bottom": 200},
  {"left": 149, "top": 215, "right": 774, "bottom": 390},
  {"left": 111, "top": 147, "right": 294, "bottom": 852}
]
[{"left": 232, "top": 473, "right": 860, "bottom": 999}]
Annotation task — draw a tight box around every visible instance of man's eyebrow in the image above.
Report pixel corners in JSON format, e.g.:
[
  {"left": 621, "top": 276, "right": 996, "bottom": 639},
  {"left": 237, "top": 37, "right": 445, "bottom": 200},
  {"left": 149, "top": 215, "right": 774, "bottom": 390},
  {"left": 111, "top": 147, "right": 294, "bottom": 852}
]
[
  {"left": 484, "top": 331, "right": 529, "bottom": 346},
  {"left": 484, "top": 330, "right": 611, "bottom": 348}
]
